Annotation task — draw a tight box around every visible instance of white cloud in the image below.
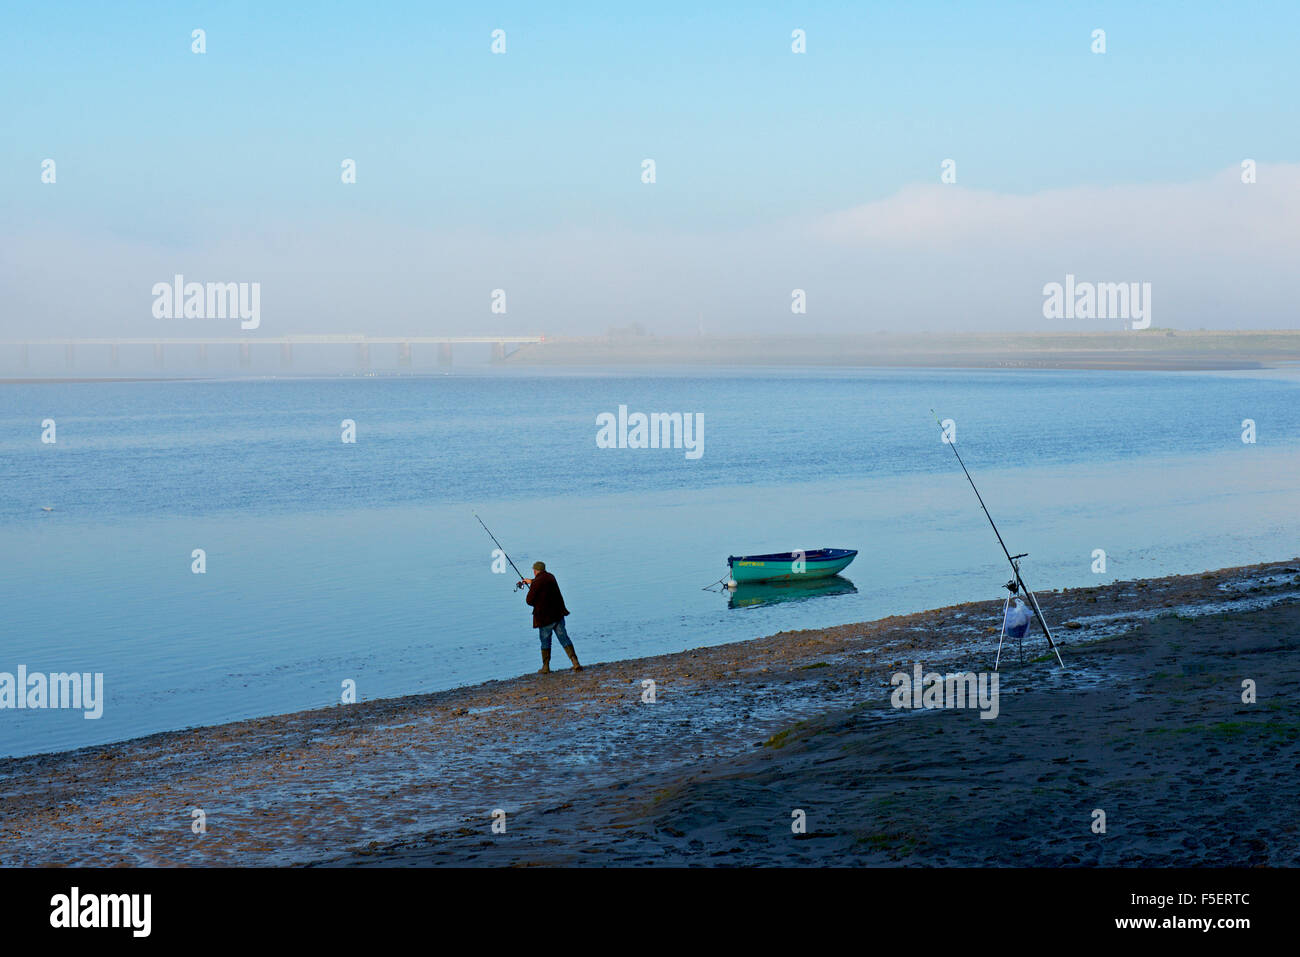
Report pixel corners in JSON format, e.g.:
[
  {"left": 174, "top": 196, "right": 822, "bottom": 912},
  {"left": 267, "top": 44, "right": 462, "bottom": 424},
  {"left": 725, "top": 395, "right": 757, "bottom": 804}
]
[{"left": 809, "top": 164, "right": 1300, "bottom": 259}]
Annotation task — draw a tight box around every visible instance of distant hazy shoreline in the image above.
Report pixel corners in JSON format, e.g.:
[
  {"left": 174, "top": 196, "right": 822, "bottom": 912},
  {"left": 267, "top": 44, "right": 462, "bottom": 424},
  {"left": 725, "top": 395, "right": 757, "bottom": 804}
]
[
  {"left": 5, "top": 331, "right": 1300, "bottom": 379},
  {"left": 503, "top": 330, "right": 1300, "bottom": 371}
]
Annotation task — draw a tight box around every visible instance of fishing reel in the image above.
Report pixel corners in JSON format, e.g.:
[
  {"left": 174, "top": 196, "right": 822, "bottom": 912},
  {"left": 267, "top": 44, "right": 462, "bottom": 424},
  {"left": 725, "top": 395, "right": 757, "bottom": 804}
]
[
  {"left": 513, "top": 580, "right": 526, "bottom": 591},
  {"left": 1004, "top": 554, "right": 1028, "bottom": 595}
]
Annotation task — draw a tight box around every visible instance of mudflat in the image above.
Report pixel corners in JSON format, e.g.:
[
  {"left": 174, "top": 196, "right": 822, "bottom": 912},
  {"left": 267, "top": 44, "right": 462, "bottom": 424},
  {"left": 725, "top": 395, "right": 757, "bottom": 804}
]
[{"left": 358, "top": 596, "right": 1296, "bottom": 867}]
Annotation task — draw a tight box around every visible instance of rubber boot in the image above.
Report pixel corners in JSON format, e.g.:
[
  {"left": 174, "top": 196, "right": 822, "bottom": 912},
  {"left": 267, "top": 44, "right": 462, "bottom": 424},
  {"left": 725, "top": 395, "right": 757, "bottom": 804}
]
[
  {"left": 564, "top": 646, "right": 583, "bottom": 672},
  {"left": 539, "top": 648, "right": 551, "bottom": 674}
]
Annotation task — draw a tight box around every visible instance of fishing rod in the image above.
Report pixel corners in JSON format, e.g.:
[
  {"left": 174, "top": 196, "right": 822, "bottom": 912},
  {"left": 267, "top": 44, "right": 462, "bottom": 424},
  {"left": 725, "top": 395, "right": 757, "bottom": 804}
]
[
  {"left": 474, "top": 513, "right": 529, "bottom": 591},
  {"left": 930, "top": 410, "right": 1064, "bottom": 668}
]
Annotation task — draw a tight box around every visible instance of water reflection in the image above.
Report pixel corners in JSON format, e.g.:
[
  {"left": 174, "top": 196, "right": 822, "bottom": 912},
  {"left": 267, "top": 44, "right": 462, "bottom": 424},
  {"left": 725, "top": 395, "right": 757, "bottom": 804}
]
[{"left": 727, "top": 575, "right": 858, "bottom": 610}]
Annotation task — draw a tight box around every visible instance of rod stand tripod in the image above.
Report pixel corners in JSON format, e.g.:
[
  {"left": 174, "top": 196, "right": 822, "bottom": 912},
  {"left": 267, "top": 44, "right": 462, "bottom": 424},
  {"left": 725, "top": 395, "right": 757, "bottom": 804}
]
[
  {"left": 994, "top": 553, "right": 1062, "bottom": 670},
  {"left": 995, "top": 591, "right": 1021, "bottom": 670}
]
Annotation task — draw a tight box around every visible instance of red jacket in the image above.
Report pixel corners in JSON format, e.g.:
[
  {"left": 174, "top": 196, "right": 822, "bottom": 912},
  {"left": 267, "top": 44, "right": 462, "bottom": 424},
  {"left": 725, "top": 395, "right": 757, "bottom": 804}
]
[{"left": 525, "top": 570, "right": 570, "bottom": 628}]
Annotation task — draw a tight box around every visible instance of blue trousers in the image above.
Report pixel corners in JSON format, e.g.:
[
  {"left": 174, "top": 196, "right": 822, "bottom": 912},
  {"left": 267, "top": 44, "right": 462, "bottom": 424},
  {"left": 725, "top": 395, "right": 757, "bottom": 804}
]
[{"left": 538, "top": 618, "right": 574, "bottom": 653}]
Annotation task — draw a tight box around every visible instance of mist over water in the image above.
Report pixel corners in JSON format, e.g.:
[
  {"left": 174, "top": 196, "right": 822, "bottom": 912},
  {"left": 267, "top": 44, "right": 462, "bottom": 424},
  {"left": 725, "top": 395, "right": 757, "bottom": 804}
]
[{"left": 2, "top": 367, "right": 1298, "bottom": 757}]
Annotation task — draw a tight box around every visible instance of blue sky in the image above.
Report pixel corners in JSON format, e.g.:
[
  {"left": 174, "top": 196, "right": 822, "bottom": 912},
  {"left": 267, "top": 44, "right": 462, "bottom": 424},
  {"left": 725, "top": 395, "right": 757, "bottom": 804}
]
[{"left": 3, "top": 1, "right": 1299, "bottom": 334}]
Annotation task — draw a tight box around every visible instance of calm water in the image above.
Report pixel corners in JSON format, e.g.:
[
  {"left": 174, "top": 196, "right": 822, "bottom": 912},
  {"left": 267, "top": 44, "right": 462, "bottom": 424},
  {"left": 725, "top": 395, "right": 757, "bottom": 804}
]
[{"left": 2, "top": 367, "right": 1298, "bottom": 757}]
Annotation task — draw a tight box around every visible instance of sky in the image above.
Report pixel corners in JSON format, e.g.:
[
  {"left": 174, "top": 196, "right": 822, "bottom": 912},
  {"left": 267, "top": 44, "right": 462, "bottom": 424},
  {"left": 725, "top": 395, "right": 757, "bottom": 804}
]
[{"left": 3, "top": 1, "right": 1298, "bottom": 338}]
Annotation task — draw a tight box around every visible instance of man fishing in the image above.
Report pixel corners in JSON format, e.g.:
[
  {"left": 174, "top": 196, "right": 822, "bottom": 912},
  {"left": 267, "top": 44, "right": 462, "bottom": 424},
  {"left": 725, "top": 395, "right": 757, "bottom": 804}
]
[{"left": 518, "top": 561, "right": 583, "bottom": 674}]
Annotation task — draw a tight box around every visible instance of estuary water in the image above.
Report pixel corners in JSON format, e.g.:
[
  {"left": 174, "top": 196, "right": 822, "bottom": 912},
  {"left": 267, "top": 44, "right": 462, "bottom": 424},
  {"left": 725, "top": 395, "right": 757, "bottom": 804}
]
[{"left": 2, "top": 366, "right": 1298, "bottom": 757}]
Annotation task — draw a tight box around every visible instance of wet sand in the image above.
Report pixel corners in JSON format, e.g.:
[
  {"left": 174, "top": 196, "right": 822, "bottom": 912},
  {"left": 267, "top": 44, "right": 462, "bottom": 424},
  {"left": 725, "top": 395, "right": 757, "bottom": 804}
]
[{"left": 1, "top": 559, "right": 1297, "bottom": 867}]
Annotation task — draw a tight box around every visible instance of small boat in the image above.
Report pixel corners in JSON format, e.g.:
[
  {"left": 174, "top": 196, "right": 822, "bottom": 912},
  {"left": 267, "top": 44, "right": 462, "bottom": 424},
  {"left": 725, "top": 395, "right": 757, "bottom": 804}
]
[{"left": 727, "top": 548, "right": 857, "bottom": 585}]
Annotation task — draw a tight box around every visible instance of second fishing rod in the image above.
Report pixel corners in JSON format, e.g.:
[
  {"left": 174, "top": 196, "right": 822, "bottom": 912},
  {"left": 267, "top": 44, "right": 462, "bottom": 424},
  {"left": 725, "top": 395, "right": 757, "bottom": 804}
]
[{"left": 931, "top": 410, "right": 1064, "bottom": 668}]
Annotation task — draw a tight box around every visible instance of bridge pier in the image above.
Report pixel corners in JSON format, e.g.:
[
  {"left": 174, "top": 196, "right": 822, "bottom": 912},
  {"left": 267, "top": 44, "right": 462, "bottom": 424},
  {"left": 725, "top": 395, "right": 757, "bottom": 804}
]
[
  {"left": 490, "top": 342, "right": 506, "bottom": 362},
  {"left": 198, "top": 344, "right": 208, "bottom": 368},
  {"left": 438, "top": 343, "right": 452, "bottom": 367},
  {"left": 20, "top": 344, "right": 29, "bottom": 369},
  {"left": 398, "top": 342, "right": 412, "bottom": 367},
  {"left": 356, "top": 343, "right": 370, "bottom": 368},
  {"left": 110, "top": 343, "right": 120, "bottom": 368},
  {"left": 64, "top": 344, "right": 75, "bottom": 368},
  {"left": 153, "top": 344, "right": 164, "bottom": 369},
  {"left": 239, "top": 343, "right": 252, "bottom": 369},
  {"left": 280, "top": 343, "right": 293, "bottom": 368}
]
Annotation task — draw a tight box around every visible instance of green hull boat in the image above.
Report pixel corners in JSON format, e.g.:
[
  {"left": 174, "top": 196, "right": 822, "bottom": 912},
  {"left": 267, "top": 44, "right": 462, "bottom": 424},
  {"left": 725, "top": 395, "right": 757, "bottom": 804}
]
[{"left": 726, "top": 548, "right": 857, "bottom": 585}]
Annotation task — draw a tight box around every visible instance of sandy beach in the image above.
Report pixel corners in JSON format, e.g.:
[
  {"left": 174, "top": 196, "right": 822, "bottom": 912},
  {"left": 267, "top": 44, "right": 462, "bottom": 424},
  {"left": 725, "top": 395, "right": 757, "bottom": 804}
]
[{"left": 1, "top": 558, "right": 1296, "bottom": 867}]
